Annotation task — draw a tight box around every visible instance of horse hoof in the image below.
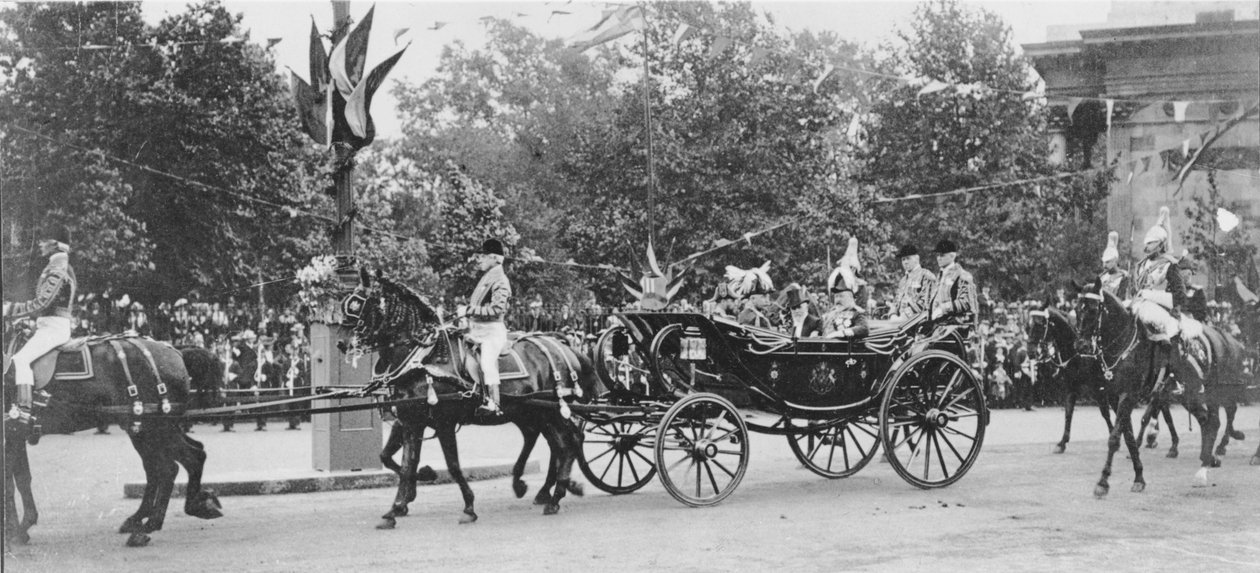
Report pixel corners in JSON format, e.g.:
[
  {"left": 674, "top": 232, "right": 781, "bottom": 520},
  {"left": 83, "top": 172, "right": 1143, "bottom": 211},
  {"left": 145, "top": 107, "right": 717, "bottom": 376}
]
[
  {"left": 1130, "top": 482, "right": 1145, "bottom": 493},
  {"left": 1215, "top": 445, "right": 1228, "bottom": 457},
  {"left": 394, "top": 505, "right": 409, "bottom": 517},
  {"left": 125, "top": 533, "right": 151, "bottom": 548},
  {"left": 513, "top": 480, "right": 529, "bottom": 499},
  {"left": 1052, "top": 444, "right": 1066, "bottom": 454},
  {"left": 376, "top": 518, "right": 396, "bottom": 530},
  {"left": 1166, "top": 448, "right": 1178, "bottom": 459},
  {"left": 459, "top": 511, "right": 477, "bottom": 525},
  {"left": 543, "top": 503, "right": 560, "bottom": 516},
  {"left": 1093, "top": 484, "right": 1109, "bottom": 498},
  {"left": 1145, "top": 439, "right": 1157, "bottom": 450},
  {"left": 566, "top": 481, "right": 585, "bottom": 497},
  {"left": 1193, "top": 467, "right": 1209, "bottom": 487},
  {"left": 416, "top": 466, "right": 438, "bottom": 482},
  {"left": 1210, "top": 457, "right": 1222, "bottom": 468},
  {"left": 1250, "top": 455, "right": 1260, "bottom": 466},
  {"left": 533, "top": 492, "right": 552, "bottom": 506},
  {"left": 1228, "top": 430, "right": 1245, "bottom": 441}
]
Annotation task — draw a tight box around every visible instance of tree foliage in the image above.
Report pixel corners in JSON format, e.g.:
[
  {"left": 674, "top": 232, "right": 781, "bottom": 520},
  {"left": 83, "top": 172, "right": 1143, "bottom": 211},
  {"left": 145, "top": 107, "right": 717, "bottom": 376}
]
[{"left": 0, "top": 1, "right": 326, "bottom": 302}]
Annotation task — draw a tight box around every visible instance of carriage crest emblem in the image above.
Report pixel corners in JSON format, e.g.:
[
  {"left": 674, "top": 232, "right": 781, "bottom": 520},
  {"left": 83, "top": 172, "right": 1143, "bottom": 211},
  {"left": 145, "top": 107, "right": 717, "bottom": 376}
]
[{"left": 808, "top": 363, "right": 837, "bottom": 395}]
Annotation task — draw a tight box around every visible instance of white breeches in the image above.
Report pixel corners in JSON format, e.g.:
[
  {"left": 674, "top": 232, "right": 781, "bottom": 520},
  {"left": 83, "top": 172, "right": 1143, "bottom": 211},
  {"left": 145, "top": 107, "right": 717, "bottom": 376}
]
[
  {"left": 467, "top": 321, "right": 508, "bottom": 386},
  {"left": 12, "top": 316, "right": 73, "bottom": 387},
  {"left": 1132, "top": 299, "right": 1179, "bottom": 342}
]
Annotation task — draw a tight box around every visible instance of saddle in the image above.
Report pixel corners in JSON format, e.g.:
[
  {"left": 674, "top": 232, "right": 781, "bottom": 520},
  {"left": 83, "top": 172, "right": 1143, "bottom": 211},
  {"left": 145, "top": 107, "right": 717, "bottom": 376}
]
[
  {"left": 459, "top": 336, "right": 530, "bottom": 388},
  {"left": 25, "top": 337, "right": 99, "bottom": 388}
]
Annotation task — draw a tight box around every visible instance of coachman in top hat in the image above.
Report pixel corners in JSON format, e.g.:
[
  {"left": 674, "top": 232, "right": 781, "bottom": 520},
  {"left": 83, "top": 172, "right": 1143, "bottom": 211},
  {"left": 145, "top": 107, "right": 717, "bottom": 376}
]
[
  {"left": 4, "top": 223, "right": 77, "bottom": 418},
  {"left": 927, "top": 238, "right": 977, "bottom": 328},
  {"left": 466, "top": 238, "right": 512, "bottom": 415}
]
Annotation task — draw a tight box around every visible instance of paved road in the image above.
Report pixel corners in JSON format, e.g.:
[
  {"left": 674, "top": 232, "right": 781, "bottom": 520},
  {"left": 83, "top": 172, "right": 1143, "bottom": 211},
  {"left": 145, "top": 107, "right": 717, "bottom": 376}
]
[{"left": 4, "top": 405, "right": 1259, "bottom": 573}]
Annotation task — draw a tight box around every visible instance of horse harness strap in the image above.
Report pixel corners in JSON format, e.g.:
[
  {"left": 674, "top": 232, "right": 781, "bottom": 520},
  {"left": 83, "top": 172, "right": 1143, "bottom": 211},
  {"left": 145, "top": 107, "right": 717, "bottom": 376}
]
[{"left": 517, "top": 335, "right": 581, "bottom": 418}]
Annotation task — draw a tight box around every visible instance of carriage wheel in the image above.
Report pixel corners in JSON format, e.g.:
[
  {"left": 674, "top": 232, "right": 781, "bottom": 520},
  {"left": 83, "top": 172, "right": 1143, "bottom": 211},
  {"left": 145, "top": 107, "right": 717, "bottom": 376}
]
[
  {"left": 879, "top": 350, "right": 986, "bottom": 489},
  {"left": 647, "top": 324, "right": 699, "bottom": 395},
  {"left": 786, "top": 413, "right": 881, "bottom": 479},
  {"left": 592, "top": 326, "right": 651, "bottom": 398},
  {"left": 577, "top": 417, "right": 657, "bottom": 495},
  {"left": 654, "top": 393, "right": 749, "bottom": 507}
]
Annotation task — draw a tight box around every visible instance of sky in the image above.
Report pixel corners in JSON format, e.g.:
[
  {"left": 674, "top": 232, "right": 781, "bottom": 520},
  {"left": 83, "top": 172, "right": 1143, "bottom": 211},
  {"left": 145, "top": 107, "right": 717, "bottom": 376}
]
[{"left": 140, "top": 0, "right": 1122, "bottom": 139}]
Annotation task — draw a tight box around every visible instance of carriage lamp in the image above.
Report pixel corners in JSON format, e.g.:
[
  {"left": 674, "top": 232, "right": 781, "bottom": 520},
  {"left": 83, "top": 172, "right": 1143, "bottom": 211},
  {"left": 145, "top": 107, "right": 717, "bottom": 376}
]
[{"left": 680, "top": 326, "right": 707, "bottom": 362}]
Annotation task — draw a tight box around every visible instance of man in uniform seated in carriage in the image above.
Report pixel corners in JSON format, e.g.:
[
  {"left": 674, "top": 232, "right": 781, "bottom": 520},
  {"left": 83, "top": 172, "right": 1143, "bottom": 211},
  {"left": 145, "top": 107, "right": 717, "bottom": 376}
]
[
  {"left": 927, "top": 238, "right": 978, "bottom": 330},
  {"left": 822, "top": 278, "right": 869, "bottom": 340},
  {"left": 891, "top": 243, "right": 936, "bottom": 320},
  {"left": 780, "top": 285, "right": 822, "bottom": 338},
  {"left": 726, "top": 262, "right": 776, "bottom": 328},
  {"left": 3, "top": 223, "right": 76, "bottom": 421}
]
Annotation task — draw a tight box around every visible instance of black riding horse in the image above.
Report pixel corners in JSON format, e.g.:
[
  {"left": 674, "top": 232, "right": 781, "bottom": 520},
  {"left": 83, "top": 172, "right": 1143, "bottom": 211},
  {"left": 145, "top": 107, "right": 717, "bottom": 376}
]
[
  {"left": 340, "top": 269, "right": 593, "bottom": 529},
  {"left": 3, "top": 329, "right": 223, "bottom": 548},
  {"left": 1075, "top": 288, "right": 1245, "bottom": 496}
]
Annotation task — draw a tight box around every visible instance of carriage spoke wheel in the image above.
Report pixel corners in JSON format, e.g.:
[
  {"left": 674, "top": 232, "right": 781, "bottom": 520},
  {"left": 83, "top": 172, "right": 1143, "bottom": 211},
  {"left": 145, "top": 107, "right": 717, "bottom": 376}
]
[
  {"left": 786, "top": 413, "right": 881, "bottom": 479},
  {"left": 593, "top": 326, "right": 652, "bottom": 399},
  {"left": 654, "top": 393, "right": 749, "bottom": 507},
  {"left": 879, "top": 350, "right": 986, "bottom": 489},
  {"left": 578, "top": 417, "right": 658, "bottom": 494}
]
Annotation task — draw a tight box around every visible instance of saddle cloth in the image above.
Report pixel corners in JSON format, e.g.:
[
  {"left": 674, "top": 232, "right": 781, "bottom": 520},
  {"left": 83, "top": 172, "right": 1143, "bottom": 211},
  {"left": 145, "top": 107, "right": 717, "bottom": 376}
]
[
  {"left": 31, "top": 337, "right": 95, "bottom": 386},
  {"left": 462, "top": 342, "right": 530, "bottom": 387}
]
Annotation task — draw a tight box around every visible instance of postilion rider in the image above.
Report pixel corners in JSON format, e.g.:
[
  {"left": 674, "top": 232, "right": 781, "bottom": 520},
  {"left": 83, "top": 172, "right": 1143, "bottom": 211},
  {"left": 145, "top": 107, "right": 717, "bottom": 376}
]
[
  {"left": 3, "top": 224, "right": 77, "bottom": 423},
  {"left": 465, "top": 238, "right": 511, "bottom": 417}
]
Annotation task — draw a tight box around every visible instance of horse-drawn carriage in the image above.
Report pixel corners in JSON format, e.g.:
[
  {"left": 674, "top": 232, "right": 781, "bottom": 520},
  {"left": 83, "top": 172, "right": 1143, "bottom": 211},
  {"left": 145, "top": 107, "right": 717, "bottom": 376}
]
[{"left": 576, "top": 311, "right": 989, "bottom": 506}]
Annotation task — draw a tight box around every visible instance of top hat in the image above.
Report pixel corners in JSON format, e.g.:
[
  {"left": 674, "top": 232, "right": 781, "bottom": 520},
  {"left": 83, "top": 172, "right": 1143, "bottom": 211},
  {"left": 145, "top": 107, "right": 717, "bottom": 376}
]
[
  {"left": 781, "top": 285, "right": 810, "bottom": 309},
  {"left": 933, "top": 238, "right": 959, "bottom": 255},
  {"left": 895, "top": 244, "right": 919, "bottom": 259},
  {"left": 479, "top": 238, "right": 505, "bottom": 257},
  {"left": 41, "top": 223, "right": 71, "bottom": 246}
]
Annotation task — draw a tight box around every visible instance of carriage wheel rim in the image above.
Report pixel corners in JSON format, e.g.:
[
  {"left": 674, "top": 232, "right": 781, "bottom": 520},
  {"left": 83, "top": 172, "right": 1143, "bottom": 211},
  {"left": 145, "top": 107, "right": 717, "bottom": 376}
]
[{"left": 655, "top": 393, "right": 748, "bottom": 507}]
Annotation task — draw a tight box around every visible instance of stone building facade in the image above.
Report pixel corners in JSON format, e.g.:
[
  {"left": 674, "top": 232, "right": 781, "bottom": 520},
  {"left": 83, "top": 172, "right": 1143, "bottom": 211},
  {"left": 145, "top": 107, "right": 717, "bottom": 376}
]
[{"left": 1023, "top": 2, "right": 1258, "bottom": 295}]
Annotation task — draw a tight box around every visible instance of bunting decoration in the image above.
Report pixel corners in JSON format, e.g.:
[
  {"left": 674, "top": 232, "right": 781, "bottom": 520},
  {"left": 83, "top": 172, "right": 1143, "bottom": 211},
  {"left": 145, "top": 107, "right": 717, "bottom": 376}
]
[
  {"left": 812, "top": 63, "right": 835, "bottom": 94},
  {"left": 568, "top": 5, "right": 645, "bottom": 52},
  {"left": 288, "top": 18, "right": 333, "bottom": 146},
  {"left": 615, "top": 240, "right": 689, "bottom": 310}
]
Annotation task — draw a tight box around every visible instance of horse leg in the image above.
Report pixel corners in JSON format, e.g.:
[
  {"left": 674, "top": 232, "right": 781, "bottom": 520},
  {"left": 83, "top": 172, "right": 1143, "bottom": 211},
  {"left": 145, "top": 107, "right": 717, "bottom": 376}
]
[
  {"left": 1134, "top": 397, "right": 1159, "bottom": 454},
  {"left": 379, "top": 425, "right": 423, "bottom": 529},
  {"left": 1185, "top": 396, "right": 1220, "bottom": 487},
  {"left": 135, "top": 430, "right": 182, "bottom": 539},
  {"left": 511, "top": 424, "right": 542, "bottom": 502},
  {"left": 435, "top": 423, "right": 477, "bottom": 524},
  {"left": 379, "top": 423, "right": 406, "bottom": 475},
  {"left": 1161, "top": 404, "right": 1179, "bottom": 459},
  {"left": 1054, "top": 386, "right": 1078, "bottom": 454},
  {"left": 1095, "top": 392, "right": 1133, "bottom": 498},
  {"left": 4, "top": 437, "right": 35, "bottom": 546},
  {"left": 539, "top": 423, "right": 579, "bottom": 516},
  {"left": 1217, "top": 401, "right": 1241, "bottom": 457},
  {"left": 1251, "top": 418, "right": 1260, "bottom": 466},
  {"left": 120, "top": 432, "right": 158, "bottom": 535},
  {"left": 1119, "top": 401, "right": 1145, "bottom": 493},
  {"left": 175, "top": 434, "right": 222, "bottom": 520}
]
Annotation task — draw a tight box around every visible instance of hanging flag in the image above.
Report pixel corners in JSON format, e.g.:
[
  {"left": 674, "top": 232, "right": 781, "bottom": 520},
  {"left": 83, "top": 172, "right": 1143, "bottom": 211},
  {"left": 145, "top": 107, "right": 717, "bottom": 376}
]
[
  {"left": 289, "top": 71, "right": 331, "bottom": 146},
  {"left": 342, "top": 42, "right": 409, "bottom": 142},
  {"left": 748, "top": 46, "right": 771, "bottom": 66},
  {"left": 670, "top": 22, "right": 693, "bottom": 46},
  {"left": 1105, "top": 99, "right": 1115, "bottom": 128},
  {"left": 1173, "top": 101, "right": 1188, "bottom": 122},
  {"left": 1141, "top": 156, "right": 1151, "bottom": 173},
  {"left": 706, "top": 36, "right": 732, "bottom": 59},
  {"left": 568, "top": 5, "right": 645, "bottom": 52},
  {"left": 427, "top": 22, "right": 447, "bottom": 31},
  {"left": 1065, "top": 97, "right": 1083, "bottom": 124},
  {"left": 917, "top": 80, "right": 949, "bottom": 97},
  {"left": 812, "top": 63, "right": 835, "bottom": 93},
  {"left": 393, "top": 28, "right": 410, "bottom": 43},
  {"left": 266, "top": 38, "right": 283, "bottom": 49},
  {"left": 1217, "top": 207, "right": 1240, "bottom": 233},
  {"left": 328, "top": 5, "right": 376, "bottom": 98},
  {"left": 548, "top": 10, "right": 571, "bottom": 22}
]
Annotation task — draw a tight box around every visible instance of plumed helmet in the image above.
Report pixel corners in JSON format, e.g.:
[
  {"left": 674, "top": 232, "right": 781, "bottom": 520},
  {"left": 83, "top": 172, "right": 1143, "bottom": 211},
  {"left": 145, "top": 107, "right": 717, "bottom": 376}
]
[
  {"left": 895, "top": 244, "right": 919, "bottom": 259},
  {"left": 933, "top": 238, "right": 959, "bottom": 255},
  {"left": 828, "top": 237, "right": 862, "bottom": 293},
  {"left": 724, "top": 261, "right": 774, "bottom": 298},
  {"left": 1101, "top": 231, "right": 1120, "bottom": 263},
  {"left": 479, "top": 238, "right": 505, "bottom": 257},
  {"left": 1143, "top": 206, "right": 1171, "bottom": 250}
]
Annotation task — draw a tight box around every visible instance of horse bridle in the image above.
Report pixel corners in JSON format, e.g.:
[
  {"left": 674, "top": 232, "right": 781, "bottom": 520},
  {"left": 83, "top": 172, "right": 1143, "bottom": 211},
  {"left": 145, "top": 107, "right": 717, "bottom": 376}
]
[
  {"left": 1076, "top": 292, "right": 1137, "bottom": 380},
  {"left": 1026, "top": 310, "right": 1069, "bottom": 370}
]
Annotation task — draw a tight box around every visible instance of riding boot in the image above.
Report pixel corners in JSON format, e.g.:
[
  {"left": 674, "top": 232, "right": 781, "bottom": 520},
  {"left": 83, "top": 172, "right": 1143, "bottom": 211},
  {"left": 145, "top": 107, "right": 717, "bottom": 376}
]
[
  {"left": 475, "top": 385, "right": 504, "bottom": 419},
  {"left": 1174, "top": 335, "right": 1205, "bottom": 381}
]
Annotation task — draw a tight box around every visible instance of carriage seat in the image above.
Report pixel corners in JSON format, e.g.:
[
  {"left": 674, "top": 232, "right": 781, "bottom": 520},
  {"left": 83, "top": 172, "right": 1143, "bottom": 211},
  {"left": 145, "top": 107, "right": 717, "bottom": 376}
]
[{"left": 865, "top": 318, "right": 907, "bottom": 339}]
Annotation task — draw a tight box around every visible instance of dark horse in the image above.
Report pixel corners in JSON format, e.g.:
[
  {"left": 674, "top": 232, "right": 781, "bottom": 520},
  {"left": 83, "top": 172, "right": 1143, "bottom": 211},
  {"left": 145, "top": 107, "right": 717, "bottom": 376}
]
[
  {"left": 1026, "top": 307, "right": 1185, "bottom": 456},
  {"left": 3, "top": 326, "right": 223, "bottom": 547},
  {"left": 340, "top": 269, "right": 593, "bottom": 529},
  {"left": 1075, "top": 288, "right": 1246, "bottom": 496}
]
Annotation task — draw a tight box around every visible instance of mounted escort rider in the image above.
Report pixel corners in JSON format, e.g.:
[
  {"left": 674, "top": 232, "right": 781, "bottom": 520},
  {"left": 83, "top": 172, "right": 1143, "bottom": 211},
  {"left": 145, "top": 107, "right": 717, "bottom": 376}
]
[
  {"left": 466, "top": 238, "right": 511, "bottom": 416},
  {"left": 1098, "top": 231, "right": 1130, "bottom": 297},
  {"left": 1128, "top": 207, "right": 1205, "bottom": 379},
  {"left": 3, "top": 224, "right": 77, "bottom": 423},
  {"left": 891, "top": 243, "right": 937, "bottom": 320}
]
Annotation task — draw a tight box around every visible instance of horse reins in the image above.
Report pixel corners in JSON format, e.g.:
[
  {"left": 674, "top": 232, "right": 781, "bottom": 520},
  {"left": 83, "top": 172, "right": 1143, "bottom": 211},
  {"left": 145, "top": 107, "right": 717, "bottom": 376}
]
[{"left": 1078, "top": 292, "right": 1139, "bottom": 380}]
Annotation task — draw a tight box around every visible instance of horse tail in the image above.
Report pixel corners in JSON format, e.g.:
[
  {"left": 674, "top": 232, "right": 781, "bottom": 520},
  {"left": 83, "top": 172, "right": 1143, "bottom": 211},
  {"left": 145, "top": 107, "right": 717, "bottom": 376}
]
[{"left": 180, "top": 346, "right": 224, "bottom": 410}]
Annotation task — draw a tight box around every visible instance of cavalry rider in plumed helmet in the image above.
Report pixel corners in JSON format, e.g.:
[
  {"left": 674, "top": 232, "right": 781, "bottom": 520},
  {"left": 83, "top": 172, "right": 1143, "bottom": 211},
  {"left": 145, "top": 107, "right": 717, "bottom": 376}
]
[
  {"left": 1128, "top": 206, "right": 1204, "bottom": 378},
  {"left": 927, "top": 238, "right": 978, "bottom": 328},
  {"left": 3, "top": 223, "right": 77, "bottom": 419},
  {"left": 466, "top": 238, "right": 512, "bottom": 416},
  {"left": 891, "top": 243, "right": 937, "bottom": 320},
  {"left": 1098, "top": 231, "right": 1130, "bottom": 297}
]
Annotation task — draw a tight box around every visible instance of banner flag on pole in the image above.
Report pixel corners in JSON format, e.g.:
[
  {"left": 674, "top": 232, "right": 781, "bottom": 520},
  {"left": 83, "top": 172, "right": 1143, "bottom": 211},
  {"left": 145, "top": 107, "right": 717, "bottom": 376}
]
[
  {"left": 568, "top": 5, "right": 645, "bottom": 52},
  {"left": 328, "top": 5, "right": 376, "bottom": 98},
  {"left": 670, "top": 22, "right": 693, "bottom": 46},
  {"left": 392, "top": 28, "right": 410, "bottom": 43},
  {"left": 343, "top": 42, "right": 409, "bottom": 140}
]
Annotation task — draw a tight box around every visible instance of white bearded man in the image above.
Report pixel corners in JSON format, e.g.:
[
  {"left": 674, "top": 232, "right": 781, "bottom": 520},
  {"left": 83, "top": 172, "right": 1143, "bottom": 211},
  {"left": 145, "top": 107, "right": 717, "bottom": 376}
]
[{"left": 1129, "top": 207, "right": 1205, "bottom": 378}]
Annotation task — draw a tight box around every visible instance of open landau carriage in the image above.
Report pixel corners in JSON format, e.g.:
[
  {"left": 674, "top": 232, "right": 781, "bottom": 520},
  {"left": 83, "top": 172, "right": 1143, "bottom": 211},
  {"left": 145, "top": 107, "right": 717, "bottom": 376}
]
[{"left": 578, "top": 311, "right": 989, "bottom": 507}]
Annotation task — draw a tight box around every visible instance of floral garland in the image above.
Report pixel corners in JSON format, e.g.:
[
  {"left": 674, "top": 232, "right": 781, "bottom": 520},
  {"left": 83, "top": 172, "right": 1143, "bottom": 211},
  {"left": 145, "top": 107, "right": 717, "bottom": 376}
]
[{"left": 296, "top": 255, "right": 346, "bottom": 324}]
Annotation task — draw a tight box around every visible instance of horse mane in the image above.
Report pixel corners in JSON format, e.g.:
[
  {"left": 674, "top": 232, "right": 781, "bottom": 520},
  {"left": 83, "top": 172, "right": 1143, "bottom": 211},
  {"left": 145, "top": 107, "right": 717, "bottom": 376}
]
[
  {"left": 1100, "top": 288, "right": 1127, "bottom": 318},
  {"left": 373, "top": 276, "right": 441, "bottom": 342}
]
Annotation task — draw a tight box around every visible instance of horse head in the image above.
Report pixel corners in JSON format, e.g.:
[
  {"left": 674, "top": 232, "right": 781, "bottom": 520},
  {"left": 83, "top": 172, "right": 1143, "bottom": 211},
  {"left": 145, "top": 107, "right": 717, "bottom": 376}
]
[{"left": 337, "top": 268, "right": 447, "bottom": 381}]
